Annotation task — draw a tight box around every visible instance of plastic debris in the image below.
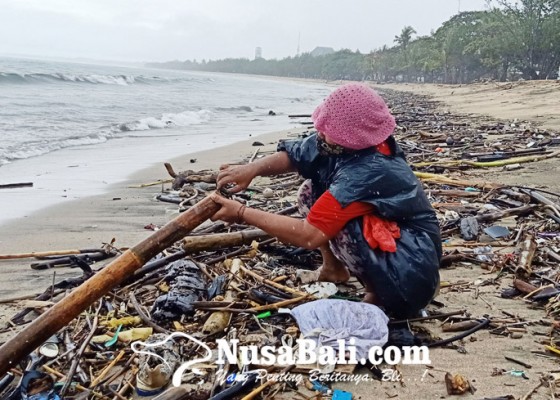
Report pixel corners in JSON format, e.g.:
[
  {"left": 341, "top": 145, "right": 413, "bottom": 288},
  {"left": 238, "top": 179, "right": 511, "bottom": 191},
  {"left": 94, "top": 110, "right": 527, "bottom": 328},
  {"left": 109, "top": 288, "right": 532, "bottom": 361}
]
[
  {"left": 290, "top": 299, "right": 389, "bottom": 359},
  {"left": 483, "top": 225, "right": 511, "bottom": 239},
  {"left": 333, "top": 389, "right": 353, "bottom": 400}
]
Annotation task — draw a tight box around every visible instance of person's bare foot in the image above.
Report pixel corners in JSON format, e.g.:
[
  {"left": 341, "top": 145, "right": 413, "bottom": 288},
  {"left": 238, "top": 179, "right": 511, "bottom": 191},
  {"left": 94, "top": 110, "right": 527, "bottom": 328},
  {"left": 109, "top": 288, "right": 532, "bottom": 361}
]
[
  {"left": 317, "top": 261, "right": 350, "bottom": 283},
  {"left": 317, "top": 245, "right": 350, "bottom": 283}
]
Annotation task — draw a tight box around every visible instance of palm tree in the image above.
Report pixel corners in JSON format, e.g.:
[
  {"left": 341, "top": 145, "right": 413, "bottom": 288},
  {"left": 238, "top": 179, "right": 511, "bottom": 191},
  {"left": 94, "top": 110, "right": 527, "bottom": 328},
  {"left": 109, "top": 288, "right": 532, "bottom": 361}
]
[
  {"left": 394, "top": 26, "right": 417, "bottom": 81},
  {"left": 394, "top": 26, "right": 417, "bottom": 51}
]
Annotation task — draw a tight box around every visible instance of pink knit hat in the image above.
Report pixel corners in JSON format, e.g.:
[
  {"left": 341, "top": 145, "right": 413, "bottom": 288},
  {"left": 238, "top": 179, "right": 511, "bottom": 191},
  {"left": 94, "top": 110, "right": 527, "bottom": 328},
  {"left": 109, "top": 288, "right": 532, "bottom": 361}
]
[{"left": 312, "top": 83, "right": 396, "bottom": 150}]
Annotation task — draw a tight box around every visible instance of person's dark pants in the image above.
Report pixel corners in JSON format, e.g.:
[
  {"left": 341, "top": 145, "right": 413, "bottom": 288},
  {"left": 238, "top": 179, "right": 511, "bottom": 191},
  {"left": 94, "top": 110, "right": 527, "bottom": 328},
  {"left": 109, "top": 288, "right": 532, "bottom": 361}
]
[{"left": 297, "top": 179, "right": 440, "bottom": 318}]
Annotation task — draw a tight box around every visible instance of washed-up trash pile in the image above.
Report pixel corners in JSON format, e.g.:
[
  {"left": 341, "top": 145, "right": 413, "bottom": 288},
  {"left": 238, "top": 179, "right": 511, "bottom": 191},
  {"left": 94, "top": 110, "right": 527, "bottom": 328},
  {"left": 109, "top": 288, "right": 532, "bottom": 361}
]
[{"left": 1, "top": 88, "right": 560, "bottom": 399}]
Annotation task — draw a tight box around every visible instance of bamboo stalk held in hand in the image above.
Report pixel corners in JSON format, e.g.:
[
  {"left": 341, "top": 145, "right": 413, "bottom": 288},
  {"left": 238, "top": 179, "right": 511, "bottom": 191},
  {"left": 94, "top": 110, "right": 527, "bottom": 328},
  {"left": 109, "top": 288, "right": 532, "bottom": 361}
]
[{"left": 0, "top": 195, "right": 221, "bottom": 377}]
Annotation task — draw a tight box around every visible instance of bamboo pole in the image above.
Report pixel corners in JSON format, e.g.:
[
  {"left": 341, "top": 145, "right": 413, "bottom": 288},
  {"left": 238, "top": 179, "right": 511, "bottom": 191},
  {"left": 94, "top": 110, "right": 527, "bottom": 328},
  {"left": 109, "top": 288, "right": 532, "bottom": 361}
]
[
  {"left": 0, "top": 195, "right": 220, "bottom": 376},
  {"left": 413, "top": 171, "right": 502, "bottom": 189},
  {"left": 412, "top": 151, "right": 560, "bottom": 169},
  {"left": 182, "top": 229, "right": 269, "bottom": 253},
  {"left": 0, "top": 249, "right": 104, "bottom": 261}
]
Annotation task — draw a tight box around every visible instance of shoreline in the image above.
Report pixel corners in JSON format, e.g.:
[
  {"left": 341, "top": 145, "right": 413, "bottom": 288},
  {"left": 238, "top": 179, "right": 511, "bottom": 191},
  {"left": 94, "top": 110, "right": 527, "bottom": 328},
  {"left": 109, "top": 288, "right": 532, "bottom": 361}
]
[
  {"left": 0, "top": 66, "right": 334, "bottom": 227},
  {"left": 0, "top": 127, "right": 303, "bottom": 298}
]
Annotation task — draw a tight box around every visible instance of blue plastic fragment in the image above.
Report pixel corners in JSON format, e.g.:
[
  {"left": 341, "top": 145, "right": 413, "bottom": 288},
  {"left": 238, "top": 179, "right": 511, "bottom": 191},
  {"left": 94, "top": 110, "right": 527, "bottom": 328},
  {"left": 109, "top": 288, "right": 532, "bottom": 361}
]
[
  {"left": 333, "top": 389, "right": 353, "bottom": 400},
  {"left": 311, "top": 380, "right": 330, "bottom": 393},
  {"left": 465, "top": 187, "right": 479, "bottom": 192}
]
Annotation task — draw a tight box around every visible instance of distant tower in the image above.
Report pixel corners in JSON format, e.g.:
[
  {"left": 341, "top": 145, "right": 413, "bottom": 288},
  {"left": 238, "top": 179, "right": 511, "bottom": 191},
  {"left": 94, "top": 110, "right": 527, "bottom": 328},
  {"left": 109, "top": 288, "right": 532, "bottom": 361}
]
[
  {"left": 297, "top": 32, "right": 301, "bottom": 56},
  {"left": 255, "top": 47, "right": 263, "bottom": 60}
]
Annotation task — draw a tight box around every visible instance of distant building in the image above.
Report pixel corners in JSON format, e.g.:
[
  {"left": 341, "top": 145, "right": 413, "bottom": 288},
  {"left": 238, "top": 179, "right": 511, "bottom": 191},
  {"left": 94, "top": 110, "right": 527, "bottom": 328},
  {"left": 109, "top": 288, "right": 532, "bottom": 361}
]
[
  {"left": 310, "top": 46, "right": 335, "bottom": 57},
  {"left": 255, "top": 47, "right": 263, "bottom": 60}
]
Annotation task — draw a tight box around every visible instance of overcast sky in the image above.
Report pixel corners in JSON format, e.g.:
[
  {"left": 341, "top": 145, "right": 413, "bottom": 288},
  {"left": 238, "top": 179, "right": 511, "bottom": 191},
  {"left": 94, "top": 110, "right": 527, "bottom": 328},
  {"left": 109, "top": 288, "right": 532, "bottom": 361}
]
[{"left": 0, "top": 0, "right": 490, "bottom": 63}]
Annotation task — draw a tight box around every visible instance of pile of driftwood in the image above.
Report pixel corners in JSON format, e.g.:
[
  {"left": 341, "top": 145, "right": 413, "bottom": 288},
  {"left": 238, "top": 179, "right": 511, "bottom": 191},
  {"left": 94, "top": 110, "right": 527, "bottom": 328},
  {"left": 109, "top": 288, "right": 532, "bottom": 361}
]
[{"left": 1, "top": 88, "right": 560, "bottom": 399}]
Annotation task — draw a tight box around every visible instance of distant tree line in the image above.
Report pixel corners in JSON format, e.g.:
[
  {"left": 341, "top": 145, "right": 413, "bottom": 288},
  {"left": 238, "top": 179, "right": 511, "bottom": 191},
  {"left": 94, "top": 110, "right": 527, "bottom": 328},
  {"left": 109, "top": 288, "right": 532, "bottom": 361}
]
[{"left": 148, "top": 0, "right": 560, "bottom": 83}]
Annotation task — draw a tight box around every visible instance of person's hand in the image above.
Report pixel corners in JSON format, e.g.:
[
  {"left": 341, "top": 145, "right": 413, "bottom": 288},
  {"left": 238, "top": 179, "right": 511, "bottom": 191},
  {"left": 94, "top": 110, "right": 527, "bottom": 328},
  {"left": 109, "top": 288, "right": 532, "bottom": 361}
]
[
  {"left": 216, "top": 163, "right": 256, "bottom": 194},
  {"left": 210, "top": 193, "right": 247, "bottom": 223}
]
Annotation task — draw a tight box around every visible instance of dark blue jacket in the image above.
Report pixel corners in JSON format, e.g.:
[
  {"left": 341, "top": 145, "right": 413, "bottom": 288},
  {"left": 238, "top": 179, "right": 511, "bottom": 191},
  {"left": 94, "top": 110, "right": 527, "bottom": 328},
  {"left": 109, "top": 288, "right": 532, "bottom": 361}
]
[{"left": 278, "top": 133, "right": 441, "bottom": 318}]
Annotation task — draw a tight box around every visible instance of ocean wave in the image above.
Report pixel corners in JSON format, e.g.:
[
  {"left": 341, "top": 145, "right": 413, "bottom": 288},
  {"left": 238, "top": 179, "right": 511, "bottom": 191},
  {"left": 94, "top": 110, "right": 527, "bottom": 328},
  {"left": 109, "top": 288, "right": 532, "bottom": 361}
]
[
  {"left": 116, "top": 109, "right": 213, "bottom": 132},
  {"left": 0, "top": 72, "right": 136, "bottom": 85},
  {"left": 0, "top": 109, "right": 215, "bottom": 165},
  {"left": 0, "top": 134, "right": 109, "bottom": 164},
  {"left": 0, "top": 72, "right": 207, "bottom": 86}
]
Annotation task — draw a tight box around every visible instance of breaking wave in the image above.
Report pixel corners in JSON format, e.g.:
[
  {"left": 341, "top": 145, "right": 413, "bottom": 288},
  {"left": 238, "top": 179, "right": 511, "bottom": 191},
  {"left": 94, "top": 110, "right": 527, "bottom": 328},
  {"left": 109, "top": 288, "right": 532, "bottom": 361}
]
[
  {"left": 116, "top": 109, "right": 213, "bottom": 132},
  {"left": 0, "top": 109, "right": 214, "bottom": 165},
  {"left": 0, "top": 72, "right": 208, "bottom": 86},
  {"left": 0, "top": 134, "right": 109, "bottom": 165}
]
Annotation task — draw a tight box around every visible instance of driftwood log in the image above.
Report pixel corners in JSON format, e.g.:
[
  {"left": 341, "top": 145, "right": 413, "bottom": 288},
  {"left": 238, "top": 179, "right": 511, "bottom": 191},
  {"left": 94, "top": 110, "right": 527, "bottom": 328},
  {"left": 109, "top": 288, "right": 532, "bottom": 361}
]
[
  {"left": 165, "top": 162, "right": 217, "bottom": 190},
  {"left": 0, "top": 195, "right": 221, "bottom": 376}
]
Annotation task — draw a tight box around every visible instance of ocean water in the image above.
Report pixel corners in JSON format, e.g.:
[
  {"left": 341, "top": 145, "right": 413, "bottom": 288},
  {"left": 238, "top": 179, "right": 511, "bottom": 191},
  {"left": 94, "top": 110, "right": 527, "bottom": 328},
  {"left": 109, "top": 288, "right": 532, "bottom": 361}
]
[
  {"left": 0, "top": 57, "right": 330, "bottom": 166},
  {"left": 0, "top": 57, "right": 331, "bottom": 225}
]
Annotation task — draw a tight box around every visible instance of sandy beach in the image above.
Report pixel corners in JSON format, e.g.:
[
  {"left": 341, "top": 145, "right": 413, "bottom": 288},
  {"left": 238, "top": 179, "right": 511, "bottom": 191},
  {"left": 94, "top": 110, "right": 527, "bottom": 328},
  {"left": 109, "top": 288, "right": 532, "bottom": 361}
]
[
  {"left": 0, "top": 128, "right": 299, "bottom": 298},
  {"left": 1, "top": 80, "right": 560, "bottom": 399},
  {"left": 380, "top": 80, "right": 560, "bottom": 131}
]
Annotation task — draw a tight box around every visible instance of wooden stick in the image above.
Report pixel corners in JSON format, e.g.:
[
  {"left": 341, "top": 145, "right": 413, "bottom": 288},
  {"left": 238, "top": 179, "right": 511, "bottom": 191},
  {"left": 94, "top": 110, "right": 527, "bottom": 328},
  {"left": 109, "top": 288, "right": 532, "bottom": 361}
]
[
  {"left": 520, "top": 379, "right": 544, "bottom": 400},
  {"left": 523, "top": 284, "right": 554, "bottom": 300},
  {"left": 521, "top": 188, "right": 560, "bottom": 223},
  {"left": 164, "top": 162, "right": 178, "bottom": 178},
  {"left": 413, "top": 172, "right": 502, "bottom": 189},
  {"left": 413, "top": 151, "right": 560, "bottom": 169},
  {"left": 241, "top": 380, "right": 275, "bottom": 400},
  {"left": 545, "top": 248, "right": 560, "bottom": 263},
  {"left": 390, "top": 310, "right": 466, "bottom": 325},
  {"left": 0, "top": 195, "right": 220, "bottom": 376},
  {"left": 239, "top": 265, "right": 308, "bottom": 297},
  {"left": 0, "top": 182, "right": 33, "bottom": 189},
  {"left": 442, "top": 320, "right": 480, "bottom": 332},
  {"left": 249, "top": 148, "right": 260, "bottom": 163},
  {"left": 426, "top": 189, "right": 481, "bottom": 197},
  {"left": 42, "top": 365, "right": 106, "bottom": 399},
  {"left": 249, "top": 295, "right": 309, "bottom": 312},
  {"left": 60, "top": 302, "right": 102, "bottom": 396},
  {"left": 0, "top": 293, "right": 47, "bottom": 304},
  {"left": 129, "top": 291, "right": 170, "bottom": 334},
  {"left": 127, "top": 179, "right": 172, "bottom": 188},
  {"left": 90, "top": 350, "right": 125, "bottom": 388},
  {"left": 0, "top": 248, "right": 104, "bottom": 260},
  {"left": 240, "top": 365, "right": 294, "bottom": 400}
]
